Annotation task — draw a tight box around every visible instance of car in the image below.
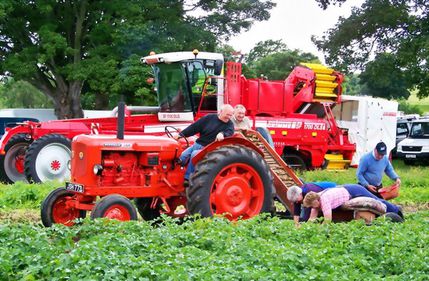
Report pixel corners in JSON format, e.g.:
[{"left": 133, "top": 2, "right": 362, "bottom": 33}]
[
  {"left": 393, "top": 117, "right": 414, "bottom": 157},
  {"left": 396, "top": 118, "right": 429, "bottom": 164}
]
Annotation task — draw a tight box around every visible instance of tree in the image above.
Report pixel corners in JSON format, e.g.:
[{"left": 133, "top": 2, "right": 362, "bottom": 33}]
[
  {"left": 0, "top": 80, "right": 53, "bottom": 108},
  {"left": 246, "top": 39, "right": 288, "bottom": 64},
  {"left": 342, "top": 73, "right": 362, "bottom": 96},
  {"left": 359, "top": 53, "right": 411, "bottom": 99},
  {"left": 313, "top": 0, "right": 429, "bottom": 99},
  {"left": 252, "top": 50, "right": 319, "bottom": 80},
  {"left": 0, "top": 0, "right": 275, "bottom": 119}
]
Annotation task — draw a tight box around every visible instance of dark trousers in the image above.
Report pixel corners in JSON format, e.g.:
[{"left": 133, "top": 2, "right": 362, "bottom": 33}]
[
  {"left": 345, "top": 184, "right": 400, "bottom": 214},
  {"left": 358, "top": 182, "right": 383, "bottom": 198}
]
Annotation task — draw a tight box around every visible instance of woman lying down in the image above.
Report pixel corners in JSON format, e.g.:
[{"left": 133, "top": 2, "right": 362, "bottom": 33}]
[{"left": 302, "top": 185, "right": 404, "bottom": 224}]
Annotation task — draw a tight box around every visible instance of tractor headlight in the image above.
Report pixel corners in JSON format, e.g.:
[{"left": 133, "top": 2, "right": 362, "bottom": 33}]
[{"left": 93, "top": 164, "right": 103, "bottom": 176}]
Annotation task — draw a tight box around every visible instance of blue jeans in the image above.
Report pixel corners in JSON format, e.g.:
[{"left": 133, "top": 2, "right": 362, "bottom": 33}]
[
  {"left": 256, "top": 127, "right": 274, "bottom": 147},
  {"left": 179, "top": 142, "right": 204, "bottom": 180},
  {"left": 344, "top": 184, "right": 400, "bottom": 214}
]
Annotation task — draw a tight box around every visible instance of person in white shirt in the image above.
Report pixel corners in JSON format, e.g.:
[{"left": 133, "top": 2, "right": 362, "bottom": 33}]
[{"left": 232, "top": 104, "right": 252, "bottom": 130}]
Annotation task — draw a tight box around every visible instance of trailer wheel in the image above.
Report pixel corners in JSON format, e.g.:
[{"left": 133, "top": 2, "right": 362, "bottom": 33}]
[
  {"left": 282, "top": 153, "right": 307, "bottom": 170},
  {"left": 0, "top": 134, "right": 32, "bottom": 183},
  {"left": 91, "top": 195, "right": 137, "bottom": 221},
  {"left": 41, "top": 187, "right": 86, "bottom": 227},
  {"left": 24, "top": 134, "right": 71, "bottom": 183},
  {"left": 187, "top": 145, "right": 274, "bottom": 220},
  {"left": 134, "top": 198, "right": 161, "bottom": 221}
]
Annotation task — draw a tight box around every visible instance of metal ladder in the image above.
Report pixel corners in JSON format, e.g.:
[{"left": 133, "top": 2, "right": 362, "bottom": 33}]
[{"left": 242, "top": 130, "right": 303, "bottom": 212}]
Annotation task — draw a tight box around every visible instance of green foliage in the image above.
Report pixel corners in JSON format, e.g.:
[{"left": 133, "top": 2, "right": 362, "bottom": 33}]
[
  {"left": 398, "top": 100, "right": 423, "bottom": 115},
  {"left": 0, "top": 213, "right": 428, "bottom": 280},
  {"left": 0, "top": 182, "right": 57, "bottom": 211},
  {"left": 251, "top": 50, "right": 319, "bottom": 80},
  {"left": 342, "top": 73, "right": 362, "bottom": 96},
  {"left": 313, "top": 0, "right": 429, "bottom": 99},
  {"left": 359, "top": 53, "right": 411, "bottom": 100},
  {"left": 246, "top": 39, "right": 288, "bottom": 64},
  {"left": 0, "top": 0, "right": 275, "bottom": 118},
  {"left": 0, "top": 80, "right": 53, "bottom": 108}
]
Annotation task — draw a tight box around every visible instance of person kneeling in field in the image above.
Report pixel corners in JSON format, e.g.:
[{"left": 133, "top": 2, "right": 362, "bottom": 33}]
[{"left": 302, "top": 185, "right": 403, "bottom": 223}]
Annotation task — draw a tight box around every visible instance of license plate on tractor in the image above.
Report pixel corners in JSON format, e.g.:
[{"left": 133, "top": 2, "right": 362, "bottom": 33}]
[{"left": 66, "top": 182, "right": 84, "bottom": 193}]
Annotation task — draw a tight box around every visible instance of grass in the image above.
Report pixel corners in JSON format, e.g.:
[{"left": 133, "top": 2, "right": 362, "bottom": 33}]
[{"left": 406, "top": 92, "right": 429, "bottom": 114}]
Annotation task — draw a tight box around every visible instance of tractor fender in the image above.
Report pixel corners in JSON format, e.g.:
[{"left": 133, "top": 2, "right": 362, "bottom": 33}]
[
  {"left": 0, "top": 124, "right": 34, "bottom": 154},
  {"left": 191, "top": 135, "right": 264, "bottom": 165}
]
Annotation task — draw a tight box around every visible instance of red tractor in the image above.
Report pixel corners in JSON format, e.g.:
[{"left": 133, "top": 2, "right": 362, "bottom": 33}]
[{"left": 41, "top": 103, "right": 302, "bottom": 225}]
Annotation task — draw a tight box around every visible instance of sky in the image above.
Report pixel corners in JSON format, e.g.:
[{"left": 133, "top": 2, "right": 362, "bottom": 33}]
[{"left": 227, "top": 0, "right": 364, "bottom": 63}]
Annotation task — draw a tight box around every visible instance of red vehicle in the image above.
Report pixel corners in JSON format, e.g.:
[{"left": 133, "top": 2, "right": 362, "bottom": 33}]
[
  {"left": 0, "top": 50, "right": 354, "bottom": 184},
  {"left": 41, "top": 103, "right": 302, "bottom": 225}
]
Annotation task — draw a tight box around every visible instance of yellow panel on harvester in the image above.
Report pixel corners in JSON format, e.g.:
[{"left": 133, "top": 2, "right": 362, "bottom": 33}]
[
  {"left": 316, "top": 73, "right": 337, "bottom": 82},
  {"left": 324, "top": 154, "right": 351, "bottom": 170},
  {"left": 301, "top": 63, "right": 334, "bottom": 74}
]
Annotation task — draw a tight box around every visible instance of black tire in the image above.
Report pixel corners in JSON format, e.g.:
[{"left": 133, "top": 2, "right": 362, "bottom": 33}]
[
  {"left": 383, "top": 212, "right": 404, "bottom": 223},
  {"left": 0, "top": 134, "right": 32, "bottom": 183},
  {"left": 282, "top": 153, "right": 307, "bottom": 170},
  {"left": 41, "top": 187, "right": 87, "bottom": 227},
  {"left": 91, "top": 194, "right": 138, "bottom": 221},
  {"left": 187, "top": 145, "right": 274, "bottom": 219},
  {"left": 24, "top": 134, "right": 71, "bottom": 183},
  {"left": 134, "top": 197, "right": 161, "bottom": 221}
]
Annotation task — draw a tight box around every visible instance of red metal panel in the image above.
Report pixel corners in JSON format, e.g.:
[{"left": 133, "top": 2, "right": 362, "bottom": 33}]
[{"left": 257, "top": 81, "right": 284, "bottom": 115}]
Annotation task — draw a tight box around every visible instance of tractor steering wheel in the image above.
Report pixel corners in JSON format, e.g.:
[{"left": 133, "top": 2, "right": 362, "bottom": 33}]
[{"left": 165, "top": 126, "right": 189, "bottom": 147}]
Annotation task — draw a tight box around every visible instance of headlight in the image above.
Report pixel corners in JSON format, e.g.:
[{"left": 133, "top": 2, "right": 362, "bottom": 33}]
[{"left": 93, "top": 164, "right": 103, "bottom": 175}]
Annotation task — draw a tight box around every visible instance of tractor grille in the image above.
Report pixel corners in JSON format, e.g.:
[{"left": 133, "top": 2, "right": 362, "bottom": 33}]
[{"left": 402, "top": 146, "right": 422, "bottom": 152}]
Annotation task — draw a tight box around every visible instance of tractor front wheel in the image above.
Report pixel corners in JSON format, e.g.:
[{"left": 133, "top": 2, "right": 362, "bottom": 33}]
[
  {"left": 0, "top": 134, "right": 32, "bottom": 183},
  {"left": 91, "top": 195, "right": 137, "bottom": 221},
  {"left": 41, "top": 187, "right": 86, "bottom": 227},
  {"left": 187, "top": 145, "right": 274, "bottom": 220},
  {"left": 24, "top": 134, "right": 71, "bottom": 183}
]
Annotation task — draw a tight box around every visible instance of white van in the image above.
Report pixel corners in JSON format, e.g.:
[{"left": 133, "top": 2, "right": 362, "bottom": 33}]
[{"left": 396, "top": 118, "right": 429, "bottom": 164}]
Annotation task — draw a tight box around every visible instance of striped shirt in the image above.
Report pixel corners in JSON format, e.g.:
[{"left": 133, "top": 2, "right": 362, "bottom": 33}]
[{"left": 320, "top": 187, "right": 351, "bottom": 217}]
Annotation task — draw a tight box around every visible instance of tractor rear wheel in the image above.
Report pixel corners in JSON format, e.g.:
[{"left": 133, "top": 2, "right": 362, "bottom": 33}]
[
  {"left": 187, "top": 145, "right": 274, "bottom": 220},
  {"left": 0, "top": 134, "right": 32, "bottom": 183},
  {"left": 24, "top": 134, "right": 71, "bottom": 183},
  {"left": 134, "top": 198, "right": 161, "bottom": 221},
  {"left": 41, "top": 187, "right": 86, "bottom": 227},
  {"left": 91, "top": 195, "right": 137, "bottom": 221}
]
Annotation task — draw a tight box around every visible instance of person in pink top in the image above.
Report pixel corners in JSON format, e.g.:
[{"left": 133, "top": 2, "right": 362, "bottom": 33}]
[{"left": 302, "top": 187, "right": 351, "bottom": 223}]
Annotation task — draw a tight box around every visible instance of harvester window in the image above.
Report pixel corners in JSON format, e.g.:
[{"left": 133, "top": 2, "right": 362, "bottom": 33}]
[
  {"left": 154, "top": 64, "right": 192, "bottom": 112},
  {"left": 185, "top": 61, "right": 218, "bottom": 112}
]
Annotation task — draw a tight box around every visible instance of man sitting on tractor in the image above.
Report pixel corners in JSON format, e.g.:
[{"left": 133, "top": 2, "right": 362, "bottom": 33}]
[{"left": 174, "top": 104, "right": 235, "bottom": 185}]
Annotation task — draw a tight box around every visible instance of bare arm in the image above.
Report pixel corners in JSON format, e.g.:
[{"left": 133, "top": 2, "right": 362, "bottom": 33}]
[{"left": 308, "top": 208, "right": 319, "bottom": 221}]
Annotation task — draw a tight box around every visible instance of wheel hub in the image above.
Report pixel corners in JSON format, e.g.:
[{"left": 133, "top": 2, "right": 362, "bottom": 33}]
[
  {"left": 104, "top": 205, "right": 130, "bottom": 221},
  {"left": 213, "top": 174, "right": 252, "bottom": 217}
]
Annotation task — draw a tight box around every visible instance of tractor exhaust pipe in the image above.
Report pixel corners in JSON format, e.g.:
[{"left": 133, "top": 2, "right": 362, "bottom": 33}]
[{"left": 117, "top": 102, "right": 125, "bottom": 140}]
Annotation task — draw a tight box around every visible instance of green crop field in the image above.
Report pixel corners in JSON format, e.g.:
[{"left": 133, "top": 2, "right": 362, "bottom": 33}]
[{"left": 0, "top": 160, "right": 428, "bottom": 280}]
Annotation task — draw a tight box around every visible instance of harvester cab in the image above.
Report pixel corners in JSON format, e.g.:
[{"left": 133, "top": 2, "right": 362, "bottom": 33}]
[{"left": 142, "top": 50, "right": 225, "bottom": 122}]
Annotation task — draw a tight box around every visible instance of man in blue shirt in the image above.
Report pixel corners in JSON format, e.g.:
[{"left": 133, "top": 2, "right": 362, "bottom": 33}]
[{"left": 357, "top": 142, "right": 401, "bottom": 197}]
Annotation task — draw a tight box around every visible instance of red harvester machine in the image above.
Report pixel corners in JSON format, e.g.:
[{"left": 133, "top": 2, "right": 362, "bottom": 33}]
[{"left": 0, "top": 50, "right": 354, "bottom": 185}]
